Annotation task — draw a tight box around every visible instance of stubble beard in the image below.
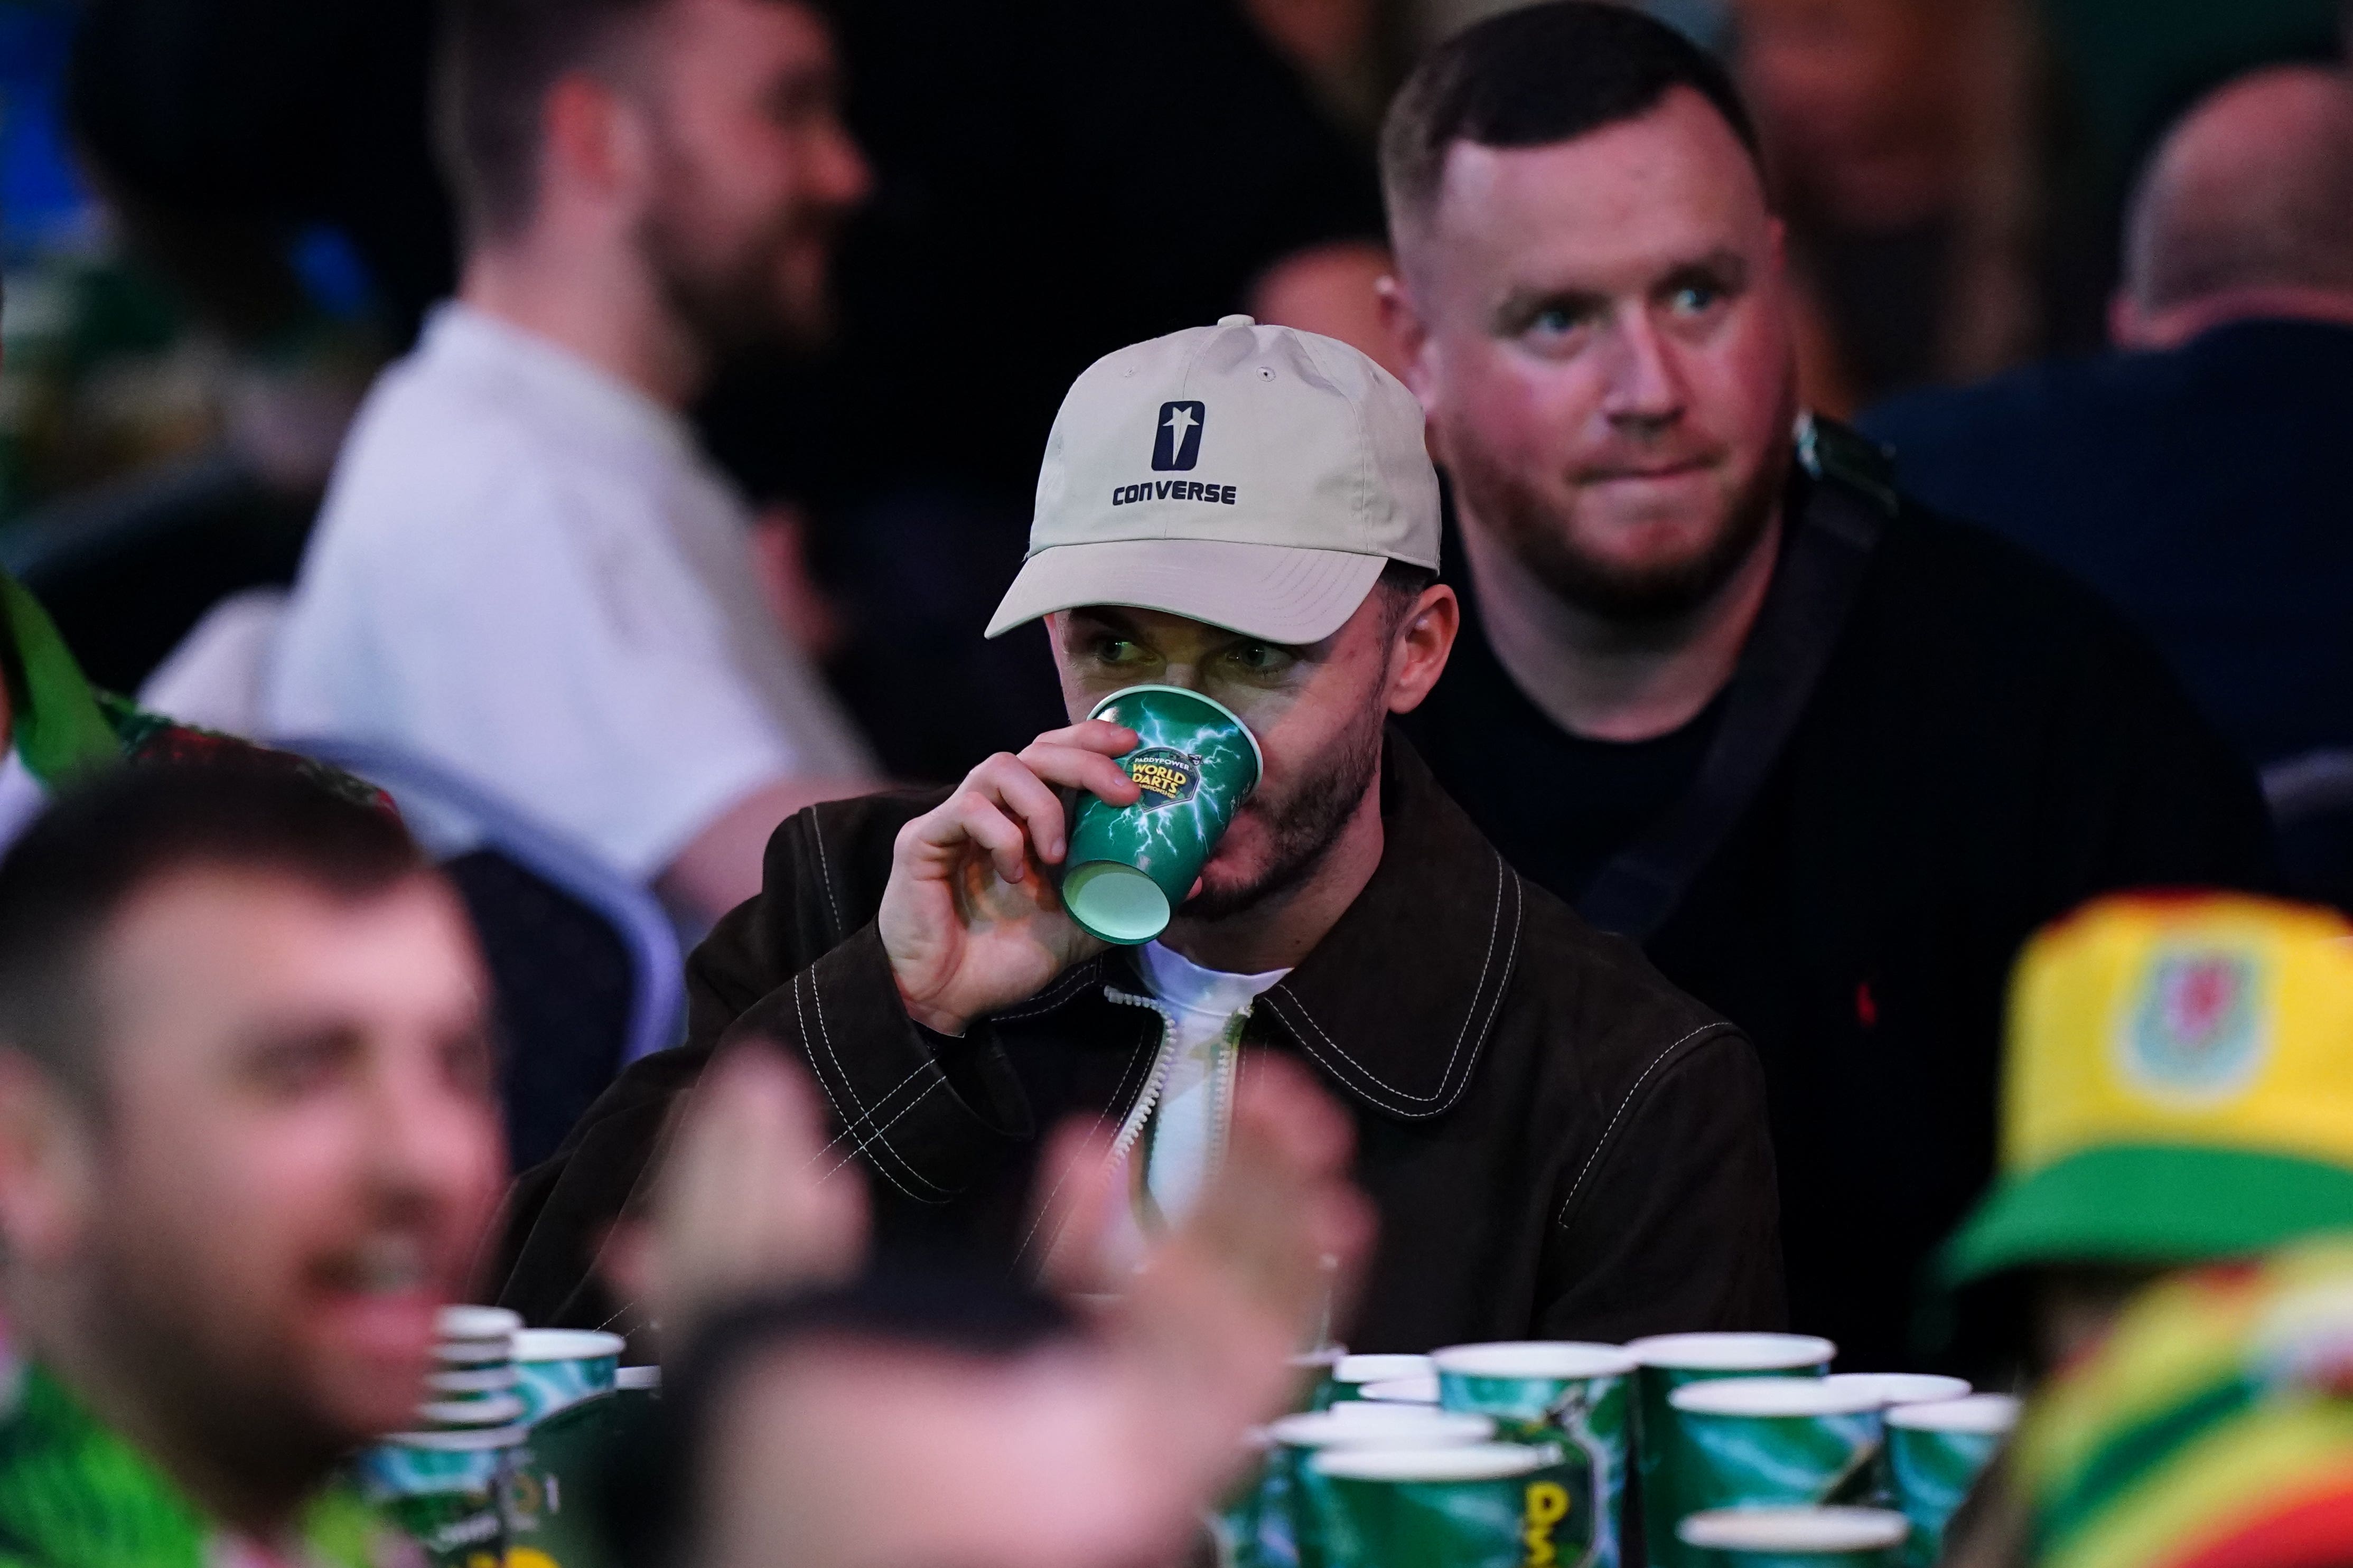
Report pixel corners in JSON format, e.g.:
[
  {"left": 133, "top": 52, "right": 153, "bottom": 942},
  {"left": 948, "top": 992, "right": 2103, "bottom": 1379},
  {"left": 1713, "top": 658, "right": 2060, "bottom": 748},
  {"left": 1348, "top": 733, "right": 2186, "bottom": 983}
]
[
  {"left": 1180, "top": 701, "right": 1386, "bottom": 924},
  {"left": 1448, "top": 422, "right": 1793, "bottom": 626},
  {"left": 634, "top": 137, "right": 842, "bottom": 367}
]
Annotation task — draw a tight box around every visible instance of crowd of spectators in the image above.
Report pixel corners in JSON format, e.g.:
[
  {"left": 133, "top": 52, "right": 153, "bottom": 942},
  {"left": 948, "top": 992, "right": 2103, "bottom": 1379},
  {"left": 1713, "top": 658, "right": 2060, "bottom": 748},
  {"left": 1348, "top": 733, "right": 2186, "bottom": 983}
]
[{"left": 0, "top": 0, "right": 2350, "bottom": 1564}]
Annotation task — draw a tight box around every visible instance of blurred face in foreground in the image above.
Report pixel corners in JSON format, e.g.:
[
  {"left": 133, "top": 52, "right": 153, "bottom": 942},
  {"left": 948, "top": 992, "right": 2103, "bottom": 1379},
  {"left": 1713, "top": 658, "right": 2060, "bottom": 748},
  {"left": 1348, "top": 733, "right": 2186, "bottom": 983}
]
[
  {"left": 1390, "top": 88, "right": 1801, "bottom": 624},
  {"left": 1047, "top": 583, "right": 1455, "bottom": 922},
  {"left": 701, "top": 1339, "right": 1207, "bottom": 1568},
  {"left": 631, "top": 0, "right": 872, "bottom": 351},
  {"left": 0, "top": 868, "right": 503, "bottom": 1471}
]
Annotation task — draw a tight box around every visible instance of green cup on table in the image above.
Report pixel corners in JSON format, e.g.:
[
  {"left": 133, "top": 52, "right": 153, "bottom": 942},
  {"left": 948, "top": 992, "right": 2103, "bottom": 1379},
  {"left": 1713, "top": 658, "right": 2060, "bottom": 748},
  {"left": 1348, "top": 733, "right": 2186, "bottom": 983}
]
[
  {"left": 1433, "top": 1341, "right": 1636, "bottom": 1568},
  {"left": 1060, "top": 685, "right": 1262, "bottom": 946},
  {"left": 1312, "top": 1442, "right": 1587, "bottom": 1568},
  {"left": 1667, "top": 1376, "right": 1887, "bottom": 1514},
  {"left": 1260, "top": 1406, "right": 1496, "bottom": 1568},
  {"left": 511, "top": 1329, "right": 626, "bottom": 1425},
  {"left": 359, "top": 1425, "right": 522, "bottom": 1568},
  {"left": 1628, "top": 1333, "right": 1836, "bottom": 1568},
  {"left": 1678, "top": 1507, "right": 1909, "bottom": 1568},
  {"left": 1885, "top": 1394, "right": 2017, "bottom": 1568}
]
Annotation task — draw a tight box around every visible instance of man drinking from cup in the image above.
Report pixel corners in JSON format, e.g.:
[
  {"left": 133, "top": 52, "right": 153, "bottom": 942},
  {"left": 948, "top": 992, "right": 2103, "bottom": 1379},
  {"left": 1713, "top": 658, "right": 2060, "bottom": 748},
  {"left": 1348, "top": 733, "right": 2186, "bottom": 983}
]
[{"left": 496, "top": 315, "right": 1784, "bottom": 1351}]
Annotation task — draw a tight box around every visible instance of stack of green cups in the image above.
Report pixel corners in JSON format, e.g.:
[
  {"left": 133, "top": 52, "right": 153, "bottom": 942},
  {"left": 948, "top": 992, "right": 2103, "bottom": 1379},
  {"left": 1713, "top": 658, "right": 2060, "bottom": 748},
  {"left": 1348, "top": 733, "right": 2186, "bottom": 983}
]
[
  {"left": 1061, "top": 686, "right": 1262, "bottom": 946},
  {"left": 1678, "top": 1507, "right": 1910, "bottom": 1568},
  {"left": 1312, "top": 1443, "right": 1586, "bottom": 1568},
  {"left": 1884, "top": 1394, "right": 2017, "bottom": 1568},
  {"left": 1432, "top": 1342, "right": 1637, "bottom": 1568},
  {"left": 361, "top": 1306, "right": 526, "bottom": 1568},
  {"left": 1254, "top": 1406, "right": 1497, "bottom": 1568},
  {"left": 510, "top": 1329, "right": 626, "bottom": 1424},
  {"left": 1628, "top": 1333, "right": 1836, "bottom": 1568},
  {"left": 1331, "top": 1357, "right": 1436, "bottom": 1405}
]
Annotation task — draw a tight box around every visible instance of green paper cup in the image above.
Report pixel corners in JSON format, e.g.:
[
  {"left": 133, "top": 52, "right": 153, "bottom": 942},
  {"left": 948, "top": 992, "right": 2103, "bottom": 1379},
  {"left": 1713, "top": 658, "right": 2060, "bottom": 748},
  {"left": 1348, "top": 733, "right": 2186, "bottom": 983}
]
[
  {"left": 359, "top": 1425, "right": 522, "bottom": 1568},
  {"left": 1884, "top": 1394, "right": 2016, "bottom": 1568},
  {"left": 511, "top": 1328, "right": 625, "bottom": 1425},
  {"left": 1062, "top": 686, "right": 1262, "bottom": 945},
  {"left": 1312, "top": 1443, "right": 1588, "bottom": 1568},
  {"left": 1677, "top": 1507, "right": 1908, "bottom": 1568},
  {"left": 507, "top": 1391, "right": 639, "bottom": 1568},
  {"left": 1264, "top": 1407, "right": 1497, "bottom": 1568},
  {"left": 1820, "top": 1375, "right": 1969, "bottom": 1411},
  {"left": 1332, "top": 1356, "right": 1436, "bottom": 1403},
  {"left": 1434, "top": 1342, "right": 1637, "bottom": 1568},
  {"left": 1629, "top": 1334, "right": 1836, "bottom": 1568},
  {"left": 1667, "top": 1378, "right": 1886, "bottom": 1514}
]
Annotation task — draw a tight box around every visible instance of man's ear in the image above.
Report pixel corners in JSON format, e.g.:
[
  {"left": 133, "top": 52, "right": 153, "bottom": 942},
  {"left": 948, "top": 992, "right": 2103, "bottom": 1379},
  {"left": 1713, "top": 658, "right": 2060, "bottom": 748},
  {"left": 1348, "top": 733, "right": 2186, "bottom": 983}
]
[
  {"left": 541, "top": 70, "right": 652, "bottom": 216},
  {"left": 1375, "top": 270, "right": 1435, "bottom": 403},
  {"left": 1385, "top": 584, "right": 1459, "bottom": 716},
  {"left": 0, "top": 1050, "right": 96, "bottom": 1268}
]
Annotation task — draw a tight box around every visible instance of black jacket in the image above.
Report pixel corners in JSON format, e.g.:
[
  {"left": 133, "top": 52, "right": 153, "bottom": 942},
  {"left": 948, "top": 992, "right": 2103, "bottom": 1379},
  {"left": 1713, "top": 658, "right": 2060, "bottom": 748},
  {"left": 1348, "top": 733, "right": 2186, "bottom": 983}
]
[
  {"left": 491, "top": 738, "right": 1786, "bottom": 1351},
  {"left": 1404, "top": 452, "right": 2278, "bottom": 1373}
]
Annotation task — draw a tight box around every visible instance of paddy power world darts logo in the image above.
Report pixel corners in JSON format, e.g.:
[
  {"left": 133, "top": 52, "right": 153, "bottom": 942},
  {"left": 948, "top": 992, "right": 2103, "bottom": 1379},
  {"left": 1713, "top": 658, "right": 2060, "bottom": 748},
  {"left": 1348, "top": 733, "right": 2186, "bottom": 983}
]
[
  {"left": 2119, "top": 945, "right": 2271, "bottom": 1103},
  {"left": 1125, "top": 747, "right": 1201, "bottom": 809}
]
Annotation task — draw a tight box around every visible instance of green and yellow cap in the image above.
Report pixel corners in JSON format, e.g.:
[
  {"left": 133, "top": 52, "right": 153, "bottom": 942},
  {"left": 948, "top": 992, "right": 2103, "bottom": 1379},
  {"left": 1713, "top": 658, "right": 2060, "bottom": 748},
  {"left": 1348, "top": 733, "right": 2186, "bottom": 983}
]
[{"left": 1944, "top": 893, "right": 2353, "bottom": 1285}]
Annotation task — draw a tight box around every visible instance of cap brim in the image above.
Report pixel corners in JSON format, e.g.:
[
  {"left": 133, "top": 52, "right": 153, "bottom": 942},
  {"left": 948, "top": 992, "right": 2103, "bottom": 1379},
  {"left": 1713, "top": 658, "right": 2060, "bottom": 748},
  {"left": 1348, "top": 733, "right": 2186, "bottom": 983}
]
[
  {"left": 1939, "top": 1144, "right": 2353, "bottom": 1287},
  {"left": 985, "top": 540, "right": 1389, "bottom": 643}
]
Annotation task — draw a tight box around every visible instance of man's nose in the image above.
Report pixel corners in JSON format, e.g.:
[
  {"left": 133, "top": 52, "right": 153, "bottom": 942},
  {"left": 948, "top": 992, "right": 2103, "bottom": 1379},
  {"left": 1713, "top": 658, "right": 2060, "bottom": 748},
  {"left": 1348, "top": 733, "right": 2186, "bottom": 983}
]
[
  {"left": 367, "top": 1064, "right": 503, "bottom": 1218},
  {"left": 1598, "top": 311, "right": 1686, "bottom": 433},
  {"left": 820, "top": 120, "right": 875, "bottom": 211}
]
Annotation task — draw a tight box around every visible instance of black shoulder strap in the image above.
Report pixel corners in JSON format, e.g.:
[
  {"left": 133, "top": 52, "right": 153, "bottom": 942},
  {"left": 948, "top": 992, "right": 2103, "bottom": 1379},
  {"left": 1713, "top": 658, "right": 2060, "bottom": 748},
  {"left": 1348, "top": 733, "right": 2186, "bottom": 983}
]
[{"left": 1576, "top": 418, "right": 1893, "bottom": 941}]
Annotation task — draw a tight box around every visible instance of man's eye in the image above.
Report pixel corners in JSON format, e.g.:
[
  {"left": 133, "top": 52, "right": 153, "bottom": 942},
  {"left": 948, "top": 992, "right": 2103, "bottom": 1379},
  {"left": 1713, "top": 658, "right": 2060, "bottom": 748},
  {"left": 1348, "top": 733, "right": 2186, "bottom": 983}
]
[
  {"left": 1093, "top": 637, "right": 1145, "bottom": 663},
  {"left": 1530, "top": 305, "right": 1588, "bottom": 336},
  {"left": 1225, "top": 643, "right": 1287, "bottom": 675},
  {"left": 1669, "top": 281, "right": 1724, "bottom": 315}
]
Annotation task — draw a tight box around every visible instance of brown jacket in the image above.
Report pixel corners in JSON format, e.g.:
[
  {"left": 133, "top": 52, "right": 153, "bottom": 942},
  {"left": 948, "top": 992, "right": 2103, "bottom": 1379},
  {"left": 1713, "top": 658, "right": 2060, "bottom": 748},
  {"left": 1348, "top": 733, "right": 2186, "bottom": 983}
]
[{"left": 490, "top": 735, "right": 1786, "bottom": 1350}]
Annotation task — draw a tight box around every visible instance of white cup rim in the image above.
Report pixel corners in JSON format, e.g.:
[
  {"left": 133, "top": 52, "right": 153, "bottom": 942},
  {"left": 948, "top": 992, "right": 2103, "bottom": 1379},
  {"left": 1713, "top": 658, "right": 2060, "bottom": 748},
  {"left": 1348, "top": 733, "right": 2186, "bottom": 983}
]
[
  {"left": 1359, "top": 1374, "right": 1440, "bottom": 1404},
  {"left": 615, "top": 1365, "right": 661, "bottom": 1391},
  {"left": 1312, "top": 1443, "right": 1551, "bottom": 1482},
  {"left": 381, "top": 1425, "right": 527, "bottom": 1452},
  {"left": 1677, "top": 1507, "right": 1909, "bottom": 1552},
  {"left": 435, "top": 1306, "right": 521, "bottom": 1341},
  {"left": 1336, "top": 1354, "right": 1436, "bottom": 1384},
  {"left": 1433, "top": 1341, "right": 1638, "bottom": 1379},
  {"left": 1268, "top": 1409, "right": 1495, "bottom": 1449},
  {"left": 1627, "top": 1333, "right": 1838, "bottom": 1371},
  {"left": 1670, "top": 1377, "right": 1887, "bottom": 1417},
  {"left": 1885, "top": 1393, "right": 2021, "bottom": 1434},
  {"left": 1822, "top": 1373, "right": 1974, "bottom": 1407},
  {"left": 511, "top": 1329, "right": 627, "bottom": 1363},
  {"left": 418, "top": 1393, "right": 526, "bottom": 1426}
]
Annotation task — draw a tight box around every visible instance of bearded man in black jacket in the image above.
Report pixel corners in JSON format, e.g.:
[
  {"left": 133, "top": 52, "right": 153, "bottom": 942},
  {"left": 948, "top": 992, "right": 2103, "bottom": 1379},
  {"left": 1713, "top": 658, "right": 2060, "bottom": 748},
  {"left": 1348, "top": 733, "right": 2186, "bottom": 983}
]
[
  {"left": 493, "top": 312, "right": 1784, "bottom": 1353},
  {"left": 1379, "top": 5, "right": 2277, "bottom": 1373}
]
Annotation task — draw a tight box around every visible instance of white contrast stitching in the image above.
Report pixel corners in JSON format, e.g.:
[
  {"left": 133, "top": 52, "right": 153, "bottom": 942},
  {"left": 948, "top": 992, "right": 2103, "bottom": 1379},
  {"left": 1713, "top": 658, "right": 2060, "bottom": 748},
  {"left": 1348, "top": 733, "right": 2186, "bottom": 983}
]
[
  {"left": 1553, "top": 1024, "right": 1726, "bottom": 1228},
  {"left": 806, "top": 811, "right": 844, "bottom": 941},
  {"left": 821, "top": 1076, "right": 946, "bottom": 1183},
  {"left": 1263, "top": 856, "right": 1523, "bottom": 1118},
  {"left": 800, "top": 1055, "right": 940, "bottom": 1166},
  {"left": 1011, "top": 1016, "right": 1159, "bottom": 1269},
  {"left": 991, "top": 962, "right": 1104, "bottom": 1022},
  {"left": 807, "top": 960, "right": 951, "bottom": 1197},
  {"left": 792, "top": 972, "right": 921, "bottom": 1202}
]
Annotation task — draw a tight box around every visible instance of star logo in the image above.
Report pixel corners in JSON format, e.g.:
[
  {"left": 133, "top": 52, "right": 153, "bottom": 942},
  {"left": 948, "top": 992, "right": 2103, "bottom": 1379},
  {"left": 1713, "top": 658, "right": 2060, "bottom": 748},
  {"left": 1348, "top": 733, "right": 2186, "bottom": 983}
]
[{"left": 1151, "top": 401, "right": 1207, "bottom": 471}]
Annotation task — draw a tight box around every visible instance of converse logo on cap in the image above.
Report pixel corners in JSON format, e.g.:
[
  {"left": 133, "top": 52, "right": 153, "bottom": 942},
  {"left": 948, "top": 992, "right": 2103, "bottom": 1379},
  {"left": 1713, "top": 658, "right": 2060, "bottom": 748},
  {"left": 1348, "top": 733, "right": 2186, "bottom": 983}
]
[{"left": 1152, "top": 402, "right": 1206, "bottom": 471}]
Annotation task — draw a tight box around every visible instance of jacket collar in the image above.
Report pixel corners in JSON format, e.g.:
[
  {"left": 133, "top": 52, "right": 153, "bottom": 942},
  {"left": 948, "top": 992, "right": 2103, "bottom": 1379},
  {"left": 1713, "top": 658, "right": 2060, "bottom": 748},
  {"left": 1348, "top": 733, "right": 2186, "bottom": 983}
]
[{"left": 1250, "top": 733, "right": 1526, "bottom": 1122}]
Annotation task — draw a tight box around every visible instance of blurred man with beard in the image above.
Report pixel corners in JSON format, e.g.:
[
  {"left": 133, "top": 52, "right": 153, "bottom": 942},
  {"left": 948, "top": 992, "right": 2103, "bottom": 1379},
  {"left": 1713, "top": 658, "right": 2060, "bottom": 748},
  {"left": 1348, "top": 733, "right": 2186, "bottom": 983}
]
[
  {"left": 0, "top": 766, "right": 505, "bottom": 1566},
  {"left": 1381, "top": 4, "right": 2275, "bottom": 1375},
  {"left": 267, "top": 0, "right": 879, "bottom": 927},
  {"left": 494, "top": 315, "right": 1784, "bottom": 1353}
]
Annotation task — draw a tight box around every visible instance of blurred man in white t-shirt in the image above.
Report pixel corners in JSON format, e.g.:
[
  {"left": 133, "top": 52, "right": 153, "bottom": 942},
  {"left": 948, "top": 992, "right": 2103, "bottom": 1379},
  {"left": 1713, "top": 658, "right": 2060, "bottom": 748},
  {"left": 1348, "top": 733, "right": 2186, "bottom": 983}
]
[{"left": 268, "top": 0, "right": 878, "bottom": 925}]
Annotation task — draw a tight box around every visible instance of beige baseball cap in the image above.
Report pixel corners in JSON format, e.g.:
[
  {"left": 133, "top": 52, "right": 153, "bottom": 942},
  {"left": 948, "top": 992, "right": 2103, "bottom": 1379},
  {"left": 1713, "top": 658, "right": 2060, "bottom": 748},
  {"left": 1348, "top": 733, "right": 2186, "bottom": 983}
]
[{"left": 985, "top": 315, "right": 1441, "bottom": 645}]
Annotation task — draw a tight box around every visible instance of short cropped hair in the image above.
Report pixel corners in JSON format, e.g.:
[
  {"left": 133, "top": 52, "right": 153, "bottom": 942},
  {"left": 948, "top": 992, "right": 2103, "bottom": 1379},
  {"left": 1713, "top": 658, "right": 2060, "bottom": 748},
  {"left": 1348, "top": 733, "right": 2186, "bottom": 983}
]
[
  {"left": 1380, "top": 2, "right": 1762, "bottom": 244},
  {"left": 435, "top": 0, "right": 670, "bottom": 240},
  {"left": 0, "top": 765, "right": 424, "bottom": 1097}
]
